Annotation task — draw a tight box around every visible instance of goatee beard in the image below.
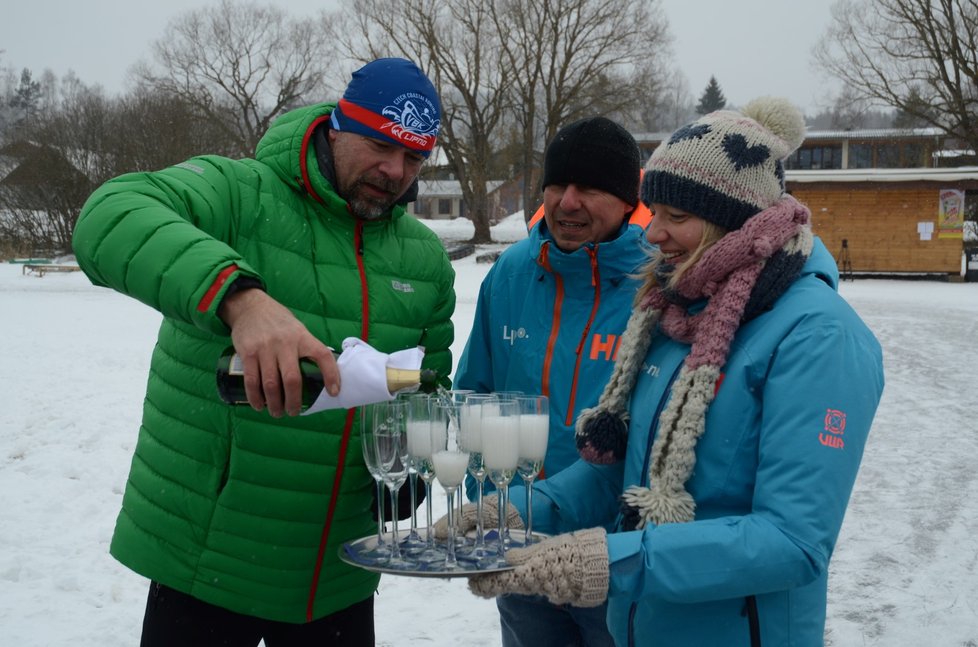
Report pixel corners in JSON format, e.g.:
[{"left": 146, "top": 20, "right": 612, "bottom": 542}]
[{"left": 344, "top": 175, "right": 401, "bottom": 220}]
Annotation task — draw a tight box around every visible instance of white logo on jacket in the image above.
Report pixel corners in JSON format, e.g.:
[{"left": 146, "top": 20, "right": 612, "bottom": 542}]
[{"left": 502, "top": 325, "right": 528, "bottom": 346}]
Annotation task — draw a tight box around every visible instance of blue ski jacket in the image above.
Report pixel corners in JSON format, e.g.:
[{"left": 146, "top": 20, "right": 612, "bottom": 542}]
[
  {"left": 454, "top": 205, "right": 652, "bottom": 500},
  {"left": 528, "top": 239, "right": 884, "bottom": 646}
]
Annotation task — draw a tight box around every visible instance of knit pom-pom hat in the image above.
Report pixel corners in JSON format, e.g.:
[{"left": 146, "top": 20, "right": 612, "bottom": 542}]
[
  {"left": 641, "top": 96, "right": 806, "bottom": 231},
  {"left": 575, "top": 97, "right": 812, "bottom": 529}
]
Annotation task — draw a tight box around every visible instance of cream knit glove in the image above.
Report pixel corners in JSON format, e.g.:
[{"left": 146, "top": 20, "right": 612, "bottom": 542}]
[
  {"left": 468, "top": 528, "right": 609, "bottom": 608},
  {"left": 432, "top": 494, "right": 524, "bottom": 539}
]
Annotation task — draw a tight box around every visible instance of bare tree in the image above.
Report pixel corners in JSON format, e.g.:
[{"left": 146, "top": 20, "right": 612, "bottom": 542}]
[
  {"left": 0, "top": 76, "right": 229, "bottom": 256},
  {"left": 134, "top": 0, "right": 338, "bottom": 157},
  {"left": 0, "top": 141, "right": 92, "bottom": 254},
  {"left": 815, "top": 0, "right": 978, "bottom": 151},
  {"left": 492, "top": 0, "right": 669, "bottom": 222},
  {"left": 616, "top": 63, "right": 688, "bottom": 134},
  {"left": 331, "top": 0, "right": 511, "bottom": 243}
]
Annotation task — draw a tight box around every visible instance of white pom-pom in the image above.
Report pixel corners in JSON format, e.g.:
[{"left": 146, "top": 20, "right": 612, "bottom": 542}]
[{"left": 743, "top": 96, "right": 806, "bottom": 152}]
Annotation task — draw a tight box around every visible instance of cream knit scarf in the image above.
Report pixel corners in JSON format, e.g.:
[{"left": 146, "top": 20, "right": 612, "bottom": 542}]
[{"left": 575, "top": 196, "right": 813, "bottom": 529}]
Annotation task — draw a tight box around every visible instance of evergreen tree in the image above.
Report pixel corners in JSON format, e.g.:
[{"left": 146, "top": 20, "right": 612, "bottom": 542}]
[
  {"left": 696, "top": 76, "right": 726, "bottom": 115},
  {"left": 9, "top": 68, "right": 42, "bottom": 125},
  {"left": 891, "top": 86, "right": 936, "bottom": 129}
]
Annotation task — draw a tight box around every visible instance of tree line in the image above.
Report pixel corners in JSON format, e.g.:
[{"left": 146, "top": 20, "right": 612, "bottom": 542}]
[{"left": 1, "top": 0, "right": 975, "bottom": 257}]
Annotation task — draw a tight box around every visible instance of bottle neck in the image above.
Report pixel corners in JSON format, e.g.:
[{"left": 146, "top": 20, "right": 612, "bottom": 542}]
[{"left": 386, "top": 367, "right": 421, "bottom": 393}]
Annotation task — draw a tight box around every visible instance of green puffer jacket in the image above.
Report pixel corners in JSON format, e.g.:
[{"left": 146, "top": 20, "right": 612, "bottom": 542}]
[{"left": 72, "top": 102, "right": 455, "bottom": 623}]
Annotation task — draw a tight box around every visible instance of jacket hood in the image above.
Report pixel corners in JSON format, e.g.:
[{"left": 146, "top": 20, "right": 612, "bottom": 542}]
[
  {"left": 256, "top": 102, "right": 334, "bottom": 196},
  {"left": 254, "top": 102, "right": 418, "bottom": 218}
]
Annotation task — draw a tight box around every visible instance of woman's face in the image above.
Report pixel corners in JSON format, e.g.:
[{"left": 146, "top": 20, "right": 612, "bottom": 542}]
[{"left": 645, "top": 203, "right": 706, "bottom": 266}]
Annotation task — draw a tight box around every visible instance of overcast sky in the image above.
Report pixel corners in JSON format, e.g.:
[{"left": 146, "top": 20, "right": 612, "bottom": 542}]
[{"left": 2, "top": 0, "right": 839, "bottom": 116}]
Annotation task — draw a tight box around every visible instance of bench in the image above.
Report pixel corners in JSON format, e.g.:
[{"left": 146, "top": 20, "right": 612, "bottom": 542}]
[{"left": 22, "top": 264, "right": 82, "bottom": 277}]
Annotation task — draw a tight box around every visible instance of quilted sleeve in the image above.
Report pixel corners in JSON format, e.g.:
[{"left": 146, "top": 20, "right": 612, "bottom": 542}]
[{"left": 72, "top": 156, "right": 262, "bottom": 336}]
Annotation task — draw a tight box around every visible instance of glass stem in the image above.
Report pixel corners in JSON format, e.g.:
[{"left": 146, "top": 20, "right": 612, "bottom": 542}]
[
  {"left": 409, "top": 471, "right": 419, "bottom": 536},
  {"left": 524, "top": 476, "right": 534, "bottom": 545},
  {"left": 474, "top": 475, "right": 486, "bottom": 548},
  {"left": 423, "top": 476, "right": 434, "bottom": 548},
  {"left": 375, "top": 480, "right": 386, "bottom": 544},
  {"left": 388, "top": 485, "right": 402, "bottom": 559},
  {"left": 445, "top": 490, "right": 457, "bottom": 567},
  {"left": 497, "top": 483, "right": 509, "bottom": 557}
]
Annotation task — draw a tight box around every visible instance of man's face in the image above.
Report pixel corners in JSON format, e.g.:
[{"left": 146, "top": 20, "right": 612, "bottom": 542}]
[
  {"left": 329, "top": 130, "right": 425, "bottom": 219},
  {"left": 542, "top": 183, "right": 632, "bottom": 252}
]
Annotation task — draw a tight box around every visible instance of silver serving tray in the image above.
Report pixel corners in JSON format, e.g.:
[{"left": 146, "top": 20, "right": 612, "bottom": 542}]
[{"left": 339, "top": 529, "right": 546, "bottom": 578}]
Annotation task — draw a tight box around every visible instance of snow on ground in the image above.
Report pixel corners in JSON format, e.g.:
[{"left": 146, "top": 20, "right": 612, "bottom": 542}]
[{"left": 1, "top": 214, "right": 977, "bottom": 645}]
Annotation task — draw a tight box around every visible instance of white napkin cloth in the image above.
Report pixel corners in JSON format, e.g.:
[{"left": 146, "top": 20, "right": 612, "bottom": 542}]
[{"left": 303, "top": 337, "right": 425, "bottom": 414}]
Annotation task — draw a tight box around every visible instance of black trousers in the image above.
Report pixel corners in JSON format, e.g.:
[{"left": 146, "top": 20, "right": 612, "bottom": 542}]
[{"left": 140, "top": 581, "right": 375, "bottom": 647}]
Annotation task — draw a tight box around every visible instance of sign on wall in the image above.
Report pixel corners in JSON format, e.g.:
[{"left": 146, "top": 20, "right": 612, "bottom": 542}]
[{"left": 938, "top": 189, "right": 964, "bottom": 239}]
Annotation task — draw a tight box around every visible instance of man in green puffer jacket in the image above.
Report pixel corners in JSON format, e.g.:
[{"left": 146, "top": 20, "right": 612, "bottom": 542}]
[{"left": 71, "top": 58, "right": 455, "bottom": 646}]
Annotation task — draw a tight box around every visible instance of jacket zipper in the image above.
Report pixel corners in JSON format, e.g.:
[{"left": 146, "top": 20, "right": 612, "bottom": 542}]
[
  {"left": 305, "top": 220, "right": 369, "bottom": 621},
  {"left": 565, "top": 247, "right": 602, "bottom": 426},
  {"left": 538, "top": 243, "right": 561, "bottom": 398},
  {"left": 627, "top": 359, "right": 684, "bottom": 646}
]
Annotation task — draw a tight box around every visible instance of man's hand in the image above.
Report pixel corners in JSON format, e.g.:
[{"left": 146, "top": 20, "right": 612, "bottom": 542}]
[{"left": 219, "top": 288, "right": 339, "bottom": 417}]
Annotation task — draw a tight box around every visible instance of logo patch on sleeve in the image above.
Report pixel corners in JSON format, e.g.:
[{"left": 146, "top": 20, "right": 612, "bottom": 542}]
[{"left": 819, "top": 408, "right": 847, "bottom": 449}]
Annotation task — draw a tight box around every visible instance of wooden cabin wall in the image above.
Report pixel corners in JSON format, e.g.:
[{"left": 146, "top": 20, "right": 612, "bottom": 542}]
[{"left": 788, "top": 181, "right": 970, "bottom": 274}]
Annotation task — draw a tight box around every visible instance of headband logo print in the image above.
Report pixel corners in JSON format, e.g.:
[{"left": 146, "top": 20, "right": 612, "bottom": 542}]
[{"left": 381, "top": 94, "right": 440, "bottom": 148}]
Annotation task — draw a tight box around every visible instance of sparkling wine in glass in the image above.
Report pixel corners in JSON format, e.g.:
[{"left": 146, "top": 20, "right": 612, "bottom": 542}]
[
  {"left": 398, "top": 393, "right": 427, "bottom": 553},
  {"left": 481, "top": 397, "right": 521, "bottom": 559},
  {"left": 459, "top": 393, "right": 498, "bottom": 559},
  {"left": 516, "top": 395, "right": 549, "bottom": 546},
  {"left": 403, "top": 393, "right": 442, "bottom": 563},
  {"left": 430, "top": 401, "right": 469, "bottom": 570}
]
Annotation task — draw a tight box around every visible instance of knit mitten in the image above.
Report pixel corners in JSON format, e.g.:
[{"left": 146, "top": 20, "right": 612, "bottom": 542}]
[
  {"left": 575, "top": 407, "right": 629, "bottom": 464},
  {"left": 432, "top": 494, "right": 523, "bottom": 540},
  {"left": 468, "top": 528, "right": 609, "bottom": 608}
]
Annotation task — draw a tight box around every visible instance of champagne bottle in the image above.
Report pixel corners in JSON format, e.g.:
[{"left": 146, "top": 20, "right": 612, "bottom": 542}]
[{"left": 216, "top": 349, "right": 439, "bottom": 409}]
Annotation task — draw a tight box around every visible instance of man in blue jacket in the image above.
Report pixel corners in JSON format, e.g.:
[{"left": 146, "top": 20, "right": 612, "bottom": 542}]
[{"left": 453, "top": 116, "right": 651, "bottom": 647}]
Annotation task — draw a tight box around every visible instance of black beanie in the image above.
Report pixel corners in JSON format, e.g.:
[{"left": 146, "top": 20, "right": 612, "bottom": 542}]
[{"left": 541, "top": 116, "right": 641, "bottom": 206}]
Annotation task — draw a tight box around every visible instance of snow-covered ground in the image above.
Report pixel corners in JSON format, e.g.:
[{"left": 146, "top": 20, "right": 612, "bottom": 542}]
[{"left": 1, "top": 214, "right": 977, "bottom": 645}]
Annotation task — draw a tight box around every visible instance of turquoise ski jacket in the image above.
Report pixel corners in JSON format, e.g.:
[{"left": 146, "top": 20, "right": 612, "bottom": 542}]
[
  {"left": 454, "top": 206, "right": 652, "bottom": 499},
  {"left": 529, "top": 239, "right": 884, "bottom": 646}
]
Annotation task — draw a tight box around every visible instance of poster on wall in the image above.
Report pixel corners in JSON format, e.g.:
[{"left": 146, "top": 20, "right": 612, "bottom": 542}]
[{"left": 938, "top": 188, "right": 964, "bottom": 239}]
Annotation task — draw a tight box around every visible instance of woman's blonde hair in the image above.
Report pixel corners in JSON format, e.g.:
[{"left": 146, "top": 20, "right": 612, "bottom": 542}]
[{"left": 636, "top": 220, "right": 728, "bottom": 304}]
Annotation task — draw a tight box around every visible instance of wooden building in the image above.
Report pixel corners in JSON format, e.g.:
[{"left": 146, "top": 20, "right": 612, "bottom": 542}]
[{"left": 787, "top": 168, "right": 977, "bottom": 277}]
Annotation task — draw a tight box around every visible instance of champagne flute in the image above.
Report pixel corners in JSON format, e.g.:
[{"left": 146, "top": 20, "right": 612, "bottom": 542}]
[
  {"left": 516, "top": 395, "right": 549, "bottom": 546},
  {"left": 493, "top": 390, "right": 524, "bottom": 400},
  {"left": 373, "top": 399, "right": 411, "bottom": 565},
  {"left": 448, "top": 389, "right": 474, "bottom": 404},
  {"left": 398, "top": 393, "right": 427, "bottom": 553},
  {"left": 459, "top": 393, "right": 497, "bottom": 559},
  {"left": 430, "top": 400, "right": 469, "bottom": 570},
  {"left": 481, "top": 397, "right": 521, "bottom": 559},
  {"left": 450, "top": 389, "right": 475, "bottom": 528},
  {"left": 359, "top": 404, "right": 389, "bottom": 563},
  {"left": 403, "top": 393, "right": 442, "bottom": 562}
]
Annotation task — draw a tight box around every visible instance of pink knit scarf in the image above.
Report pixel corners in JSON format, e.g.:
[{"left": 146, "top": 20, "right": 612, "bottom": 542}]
[{"left": 575, "top": 196, "right": 813, "bottom": 528}]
